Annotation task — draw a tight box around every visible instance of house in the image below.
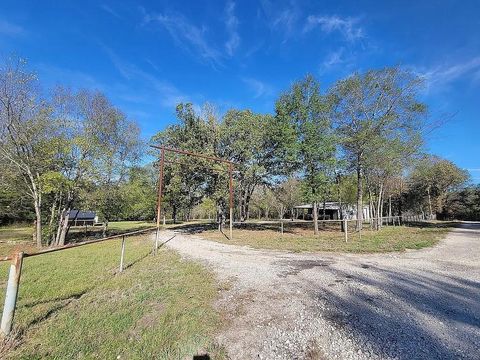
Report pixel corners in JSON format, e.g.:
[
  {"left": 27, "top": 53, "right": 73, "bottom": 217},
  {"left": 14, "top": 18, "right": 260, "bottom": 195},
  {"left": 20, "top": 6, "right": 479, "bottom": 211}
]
[
  {"left": 66, "top": 210, "right": 99, "bottom": 226},
  {"left": 293, "top": 202, "right": 370, "bottom": 221}
]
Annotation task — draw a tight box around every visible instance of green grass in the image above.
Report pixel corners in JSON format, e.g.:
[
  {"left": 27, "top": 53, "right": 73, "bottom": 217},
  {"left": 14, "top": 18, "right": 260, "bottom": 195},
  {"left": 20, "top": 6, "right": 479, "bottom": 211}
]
[
  {"left": 0, "top": 234, "right": 226, "bottom": 359},
  {"left": 0, "top": 225, "right": 36, "bottom": 256},
  {"left": 107, "top": 220, "right": 156, "bottom": 232},
  {"left": 198, "top": 223, "right": 450, "bottom": 253}
]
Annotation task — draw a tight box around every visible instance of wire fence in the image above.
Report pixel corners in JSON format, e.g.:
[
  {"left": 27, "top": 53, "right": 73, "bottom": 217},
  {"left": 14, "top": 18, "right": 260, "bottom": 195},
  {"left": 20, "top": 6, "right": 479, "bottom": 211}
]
[
  {"left": 228, "top": 213, "right": 434, "bottom": 240},
  {"left": 0, "top": 226, "right": 160, "bottom": 337},
  {"left": 0, "top": 212, "right": 433, "bottom": 337}
]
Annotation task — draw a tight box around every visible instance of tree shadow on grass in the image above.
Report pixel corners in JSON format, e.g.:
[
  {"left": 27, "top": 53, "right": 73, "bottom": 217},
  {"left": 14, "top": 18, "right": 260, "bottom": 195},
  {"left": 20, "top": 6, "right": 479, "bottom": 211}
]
[{"left": 302, "top": 263, "right": 480, "bottom": 359}]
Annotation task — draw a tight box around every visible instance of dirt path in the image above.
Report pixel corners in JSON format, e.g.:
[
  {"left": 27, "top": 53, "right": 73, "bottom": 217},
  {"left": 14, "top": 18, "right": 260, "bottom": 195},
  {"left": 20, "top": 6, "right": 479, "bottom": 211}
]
[{"left": 157, "top": 223, "right": 480, "bottom": 359}]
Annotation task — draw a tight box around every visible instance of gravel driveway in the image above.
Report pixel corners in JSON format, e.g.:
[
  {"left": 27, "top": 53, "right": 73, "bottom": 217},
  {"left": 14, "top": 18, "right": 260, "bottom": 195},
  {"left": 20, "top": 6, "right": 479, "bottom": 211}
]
[{"left": 157, "top": 223, "right": 480, "bottom": 359}]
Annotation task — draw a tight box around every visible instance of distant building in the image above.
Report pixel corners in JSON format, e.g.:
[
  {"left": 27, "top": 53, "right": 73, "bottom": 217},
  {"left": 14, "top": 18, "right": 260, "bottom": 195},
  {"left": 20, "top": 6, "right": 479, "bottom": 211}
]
[
  {"left": 293, "top": 202, "right": 370, "bottom": 221},
  {"left": 66, "top": 210, "right": 99, "bottom": 226}
]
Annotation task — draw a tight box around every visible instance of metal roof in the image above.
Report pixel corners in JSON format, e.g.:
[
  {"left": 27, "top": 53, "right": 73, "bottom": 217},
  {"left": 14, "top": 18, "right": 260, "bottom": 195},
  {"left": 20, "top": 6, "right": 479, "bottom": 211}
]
[{"left": 67, "top": 210, "right": 96, "bottom": 220}]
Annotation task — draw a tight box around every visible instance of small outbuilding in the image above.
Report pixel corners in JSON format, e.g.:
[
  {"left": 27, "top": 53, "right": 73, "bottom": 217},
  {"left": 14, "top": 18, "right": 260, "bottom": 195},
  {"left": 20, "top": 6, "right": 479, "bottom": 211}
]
[
  {"left": 66, "top": 210, "right": 99, "bottom": 226},
  {"left": 293, "top": 202, "right": 370, "bottom": 221}
]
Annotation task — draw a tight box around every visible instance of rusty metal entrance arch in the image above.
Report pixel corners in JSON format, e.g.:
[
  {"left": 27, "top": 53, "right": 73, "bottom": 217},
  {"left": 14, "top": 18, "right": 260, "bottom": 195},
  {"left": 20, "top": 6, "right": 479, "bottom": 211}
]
[{"left": 150, "top": 145, "right": 235, "bottom": 247}]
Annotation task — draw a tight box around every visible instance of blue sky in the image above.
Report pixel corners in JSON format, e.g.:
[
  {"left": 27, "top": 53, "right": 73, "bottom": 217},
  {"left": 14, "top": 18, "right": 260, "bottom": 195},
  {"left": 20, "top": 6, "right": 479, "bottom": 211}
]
[{"left": 1, "top": 0, "right": 479, "bottom": 183}]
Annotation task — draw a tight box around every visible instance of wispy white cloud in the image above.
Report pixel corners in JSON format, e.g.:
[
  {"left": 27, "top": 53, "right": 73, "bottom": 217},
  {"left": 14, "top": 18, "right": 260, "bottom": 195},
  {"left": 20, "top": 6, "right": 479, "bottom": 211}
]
[
  {"left": 224, "top": 1, "right": 240, "bottom": 56},
  {"left": 320, "top": 48, "right": 345, "bottom": 73},
  {"left": 417, "top": 57, "right": 480, "bottom": 90},
  {"left": 467, "top": 168, "right": 480, "bottom": 172},
  {"left": 304, "top": 15, "right": 363, "bottom": 41},
  {"left": 242, "top": 77, "right": 273, "bottom": 98},
  {"left": 143, "top": 11, "right": 222, "bottom": 66},
  {"left": 259, "top": 0, "right": 301, "bottom": 42},
  {"left": 100, "top": 4, "right": 122, "bottom": 20},
  {"left": 0, "top": 19, "right": 25, "bottom": 36}
]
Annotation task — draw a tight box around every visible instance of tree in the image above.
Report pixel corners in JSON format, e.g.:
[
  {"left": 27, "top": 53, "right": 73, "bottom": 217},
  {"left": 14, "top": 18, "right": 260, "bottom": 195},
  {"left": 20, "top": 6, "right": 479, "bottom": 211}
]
[
  {"left": 271, "top": 75, "right": 337, "bottom": 234},
  {"left": 408, "top": 156, "right": 469, "bottom": 217},
  {"left": 47, "top": 88, "right": 141, "bottom": 246},
  {"left": 152, "top": 103, "right": 220, "bottom": 222},
  {"left": 219, "top": 109, "right": 270, "bottom": 221},
  {"left": 274, "top": 177, "right": 303, "bottom": 219},
  {"left": 442, "top": 185, "right": 480, "bottom": 220},
  {"left": 331, "top": 66, "right": 426, "bottom": 230},
  {"left": 0, "top": 56, "right": 61, "bottom": 247}
]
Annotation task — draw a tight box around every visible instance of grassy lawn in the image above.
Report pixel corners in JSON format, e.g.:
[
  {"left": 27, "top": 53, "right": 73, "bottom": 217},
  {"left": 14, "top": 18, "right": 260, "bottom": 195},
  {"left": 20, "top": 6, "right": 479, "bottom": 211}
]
[
  {"left": 0, "top": 225, "right": 36, "bottom": 256},
  {"left": 0, "top": 233, "right": 226, "bottom": 359},
  {"left": 107, "top": 220, "right": 156, "bottom": 232},
  {"left": 195, "top": 222, "right": 451, "bottom": 253},
  {"left": 0, "top": 221, "right": 158, "bottom": 256}
]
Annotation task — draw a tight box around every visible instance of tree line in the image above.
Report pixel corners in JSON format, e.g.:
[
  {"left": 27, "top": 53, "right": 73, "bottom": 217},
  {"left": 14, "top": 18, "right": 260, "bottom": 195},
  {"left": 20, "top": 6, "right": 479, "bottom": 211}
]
[{"left": 0, "top": 55, "right": 475, "bottom": 247}]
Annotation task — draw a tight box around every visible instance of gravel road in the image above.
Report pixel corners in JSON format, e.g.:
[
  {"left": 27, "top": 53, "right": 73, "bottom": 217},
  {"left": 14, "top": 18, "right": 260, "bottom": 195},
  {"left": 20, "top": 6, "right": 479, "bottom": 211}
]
[{"left": 157, "top": 223, "right": 480, "bottom": 360}]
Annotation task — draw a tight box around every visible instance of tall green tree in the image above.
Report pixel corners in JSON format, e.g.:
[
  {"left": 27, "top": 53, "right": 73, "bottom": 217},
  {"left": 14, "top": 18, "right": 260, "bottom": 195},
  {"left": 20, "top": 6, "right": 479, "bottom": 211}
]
[
  {"left": 271, "top": 75, "right": 337, "bottom": 234},
  {"left": 219, "top": 109, "right": 270, "bottom": 221},
  {"left": 408, "top": 155, "right": 469, "bottom": 217},
  {"left": 0, "top": 56, "right": 63, "bottom": 246},
  {"left": 331, "top": 66, "right": 426, "bottom": 230}
]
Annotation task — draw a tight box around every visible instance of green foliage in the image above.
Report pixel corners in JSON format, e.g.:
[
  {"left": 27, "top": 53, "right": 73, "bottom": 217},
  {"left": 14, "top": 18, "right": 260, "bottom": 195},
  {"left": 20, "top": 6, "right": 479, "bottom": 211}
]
[
  {"left": 271, "top": 75, "right": 337, "bottom": 203},
  {"left": 442, "top": 185, "right": 480, "bottom": 220},
  {"left": 407, "top": 155, "right": 470, "bottom": 215}
]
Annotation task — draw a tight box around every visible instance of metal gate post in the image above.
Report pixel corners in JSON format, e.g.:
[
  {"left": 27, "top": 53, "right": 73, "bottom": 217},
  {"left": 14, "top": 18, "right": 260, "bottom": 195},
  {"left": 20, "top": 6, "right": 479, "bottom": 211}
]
[
  {"left": 1, "top": 252, "right": 24, "bottom": 336},
  {"left": 344, "top": 219, "right": 348, "bottom": 243},
  {"left": 154, "top": 146, "right": 165, "bottom": 256},
  {"left": 229, "top": 163, "right": 234, "bottom": 240},
  {"left": 119, "top": 236, "right": 126, "bottom": 273}
]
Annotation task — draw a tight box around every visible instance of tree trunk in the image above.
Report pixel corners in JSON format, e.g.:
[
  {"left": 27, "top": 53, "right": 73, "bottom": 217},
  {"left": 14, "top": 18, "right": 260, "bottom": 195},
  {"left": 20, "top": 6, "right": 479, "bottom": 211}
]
[
  {"left": 427, "top": 186, "right": 433, "bottom": 219},
  {"left": 388, "top": 195, "right": 392, "bottom": 223},
  {"left": 313, "top": 201, "right": 319, "bottom": 235},
  {"left": 26, "top": 170, "right": 42, "bottom": 248},
  {"left": 368, "top": 187, "right": 375, "bottom": 230},
  {"left": 376, "top": 184, "right": 383, "bottom": 231},
  {"left": 240, "top": 195, "right": 246, "bottom": 222},
  {"left": 34, "top": 198, "right": 42, "bottom": 248},
  {"left": 380, "top": 194, "right": 385, "bottom": 228},
  {"left": 356, "top": 162, "right": 363, "bottom": 231},
  {"left": 57, "top": 209, "right": 70, "bottom": 246}
]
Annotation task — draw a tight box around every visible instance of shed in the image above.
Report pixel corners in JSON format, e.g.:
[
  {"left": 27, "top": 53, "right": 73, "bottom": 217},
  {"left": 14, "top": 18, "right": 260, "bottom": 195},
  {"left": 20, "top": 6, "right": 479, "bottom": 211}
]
[
  {"left": 66, "top": 210, "right": 99, "bottom": 226},
  {"left": 293, "top": 202, "right": 370, "bottom": 221}
]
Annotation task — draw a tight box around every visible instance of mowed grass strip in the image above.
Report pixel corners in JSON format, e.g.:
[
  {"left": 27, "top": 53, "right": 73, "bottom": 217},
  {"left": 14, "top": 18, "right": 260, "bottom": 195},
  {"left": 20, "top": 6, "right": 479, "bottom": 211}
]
[
  {"left": 199, "top": 224, "right": 450, "bottom": 253},
  {"left": 0, "top": 234, "right": 225, "bottom": 359}
]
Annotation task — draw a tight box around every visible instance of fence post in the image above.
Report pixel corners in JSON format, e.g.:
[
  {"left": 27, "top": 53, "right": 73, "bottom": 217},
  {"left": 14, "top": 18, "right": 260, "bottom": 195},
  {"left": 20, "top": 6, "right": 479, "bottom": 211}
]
[
  {"left": 344, "top": 219, "right": 348, "bottom": 242},
  {"left": 119, "top": 236, "right": 126, "bottom": 273},
  {"left": 163, "top": 215, "right": 166, "bottom": 226},
  {"left": 280, "top": 220, "right": 284, "bottom": 235},
  {"left": 154, "top": 227, "right": 159, "bottom": 256},
  {"left": 1, "top": 252, "right": 24, "bottom": 337}
]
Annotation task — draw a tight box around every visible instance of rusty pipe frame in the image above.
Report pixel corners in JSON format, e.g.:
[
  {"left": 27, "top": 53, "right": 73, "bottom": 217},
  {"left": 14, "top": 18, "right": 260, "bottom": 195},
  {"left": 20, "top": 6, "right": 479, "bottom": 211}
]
[
  {"left": 154, "top": 146, "right": 165, "bottom": 255},
  {"left": 229, "top": 163, "right": 234, "bottom": 240},
  {"left": 21, "top": 227, "right": 157, "bottom": 258},
  {"left": 151, "top": 145, "right": 235, "bottom": 240},
  {"left": 150, "top": 145, "right": 234, "bottom": 164},
  {"left": 163, "top": 159, "right": 231, "bottom": 173}
]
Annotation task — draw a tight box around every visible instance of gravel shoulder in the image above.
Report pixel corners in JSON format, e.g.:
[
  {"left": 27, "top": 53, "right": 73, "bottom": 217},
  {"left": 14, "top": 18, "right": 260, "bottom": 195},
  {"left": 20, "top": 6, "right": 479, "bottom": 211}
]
[{"left": 156, "top": 223, "right": 480, "bottom": 359}]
